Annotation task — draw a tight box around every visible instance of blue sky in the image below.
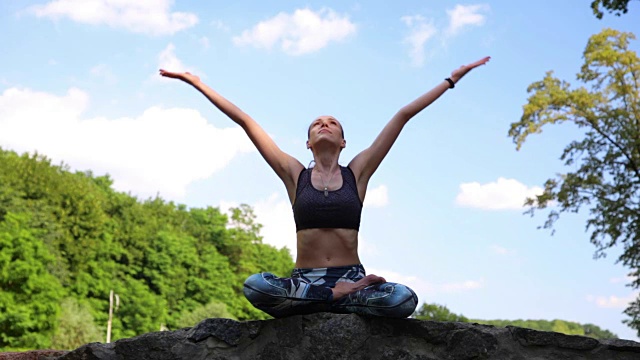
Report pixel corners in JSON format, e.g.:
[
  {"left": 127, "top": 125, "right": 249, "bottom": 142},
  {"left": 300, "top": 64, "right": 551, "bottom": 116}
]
[{"left": 1, "top": 0, "right": 639, "bottom": 340}]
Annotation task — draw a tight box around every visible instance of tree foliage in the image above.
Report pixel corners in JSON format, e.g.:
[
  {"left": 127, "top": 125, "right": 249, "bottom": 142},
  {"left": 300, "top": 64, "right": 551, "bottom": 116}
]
[
  {"left": 471, "top": 318, "right": 617, "bottom": 339},
  {"left": 591, "top": 0, "right": 636, "bottom": 19},
  {"left": 413, "top": 303, "right": 469, "bottom": 322},
  {"left": 508, "top": 28, "right": 640, "bottom": 334},
  {"left": 413, "top": 303, "right": 617, "bottom": 340},
  {"left": 50, "top": 298, "right": 102, "bottom": 350},
  {"left": 176, "top": 301, "right": 235, "bottom": 329},
  {"left": 0, "top": 148, "right": 294, "bottom": 350},
  {"left": 0, "top": 212, "right": 65, "bottom": 349}
]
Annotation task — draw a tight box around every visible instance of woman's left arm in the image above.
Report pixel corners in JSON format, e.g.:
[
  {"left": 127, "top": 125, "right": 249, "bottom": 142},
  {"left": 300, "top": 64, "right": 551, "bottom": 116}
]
[{"left": 349, "top": 56, "right": 490, "bottom": 187}]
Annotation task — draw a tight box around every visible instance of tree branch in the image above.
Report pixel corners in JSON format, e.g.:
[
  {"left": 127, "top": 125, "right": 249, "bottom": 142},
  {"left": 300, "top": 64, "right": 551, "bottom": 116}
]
[{"left": 578, "top": 108, "right": 640, "bottom": 180}]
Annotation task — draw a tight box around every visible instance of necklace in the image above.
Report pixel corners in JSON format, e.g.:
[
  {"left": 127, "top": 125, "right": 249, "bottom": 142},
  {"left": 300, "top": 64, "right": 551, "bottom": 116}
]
[{"left": 316, "top": 166, "right": 338, "bottom": 197}]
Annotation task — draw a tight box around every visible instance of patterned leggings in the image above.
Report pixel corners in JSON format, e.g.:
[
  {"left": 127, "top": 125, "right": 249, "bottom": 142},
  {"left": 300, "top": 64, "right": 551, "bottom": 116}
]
[{"left": 243, "top": 264, "right": 418, "bottom": 318}]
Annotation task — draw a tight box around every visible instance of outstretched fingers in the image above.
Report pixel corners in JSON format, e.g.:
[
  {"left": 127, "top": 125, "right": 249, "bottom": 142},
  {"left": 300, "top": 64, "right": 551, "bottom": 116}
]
[
  {"left": 451, "top": 56, "right": 490, "bottom": 81},
  {"left": 158, "top": 69, "right": 200, "bottom": 83},
  {"left": 468, "top": 56, "right": 491, "bottom": 69},
  {"left": 159, "top": 69, "right": 178, "bottom": 78}
]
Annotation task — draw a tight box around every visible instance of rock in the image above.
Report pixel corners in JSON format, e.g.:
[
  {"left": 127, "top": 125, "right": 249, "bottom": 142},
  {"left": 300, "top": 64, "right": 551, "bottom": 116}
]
[
  {"left": 57, "top": 313, "right": 640, "bottom": 360},
  {"left": 0, "top": 350, "right": 69, "bottom": 360}
]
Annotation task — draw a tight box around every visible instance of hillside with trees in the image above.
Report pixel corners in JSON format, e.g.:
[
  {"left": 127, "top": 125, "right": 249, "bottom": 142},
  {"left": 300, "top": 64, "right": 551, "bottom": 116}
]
[
  {"left": 0, "top": 148, "right": 293, "bottom": 350},
  {"left": 413, "top": 303, "right": 617, "bottom": 340}
]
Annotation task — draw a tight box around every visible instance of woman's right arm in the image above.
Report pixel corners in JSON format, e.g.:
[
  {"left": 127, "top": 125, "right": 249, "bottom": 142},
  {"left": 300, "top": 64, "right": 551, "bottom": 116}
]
[{"left": 159, "top": 70, "right": 304, "bottom": 199}]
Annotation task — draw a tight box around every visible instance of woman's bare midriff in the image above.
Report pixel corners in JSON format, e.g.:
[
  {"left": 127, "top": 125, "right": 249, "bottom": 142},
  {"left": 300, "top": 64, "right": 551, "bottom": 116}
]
[{"left": 295, "top": 228, "right": 361, "bottom": 268}]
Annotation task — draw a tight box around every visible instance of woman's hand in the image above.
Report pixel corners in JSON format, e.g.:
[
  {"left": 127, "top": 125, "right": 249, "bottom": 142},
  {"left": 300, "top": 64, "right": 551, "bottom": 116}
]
[
  {"left": 331, "top": 274, "right": 387, "bottom": 301},
  {"left": 159, "top": 69, "right": 200, "bottom": 85},
  {"left": 450, "top": 56, "right": 490, "bottom": 83}
]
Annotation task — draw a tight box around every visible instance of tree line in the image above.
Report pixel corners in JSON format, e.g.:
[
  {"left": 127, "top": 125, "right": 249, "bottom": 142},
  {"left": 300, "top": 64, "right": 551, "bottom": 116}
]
[
  {"left": 0, "top": 148, "right": 293, "bottom": 350},
  {"left": 413, "top": 303, "right": 617, "bottom": 339},
  {"left": 0, "top": 148, "right": 619, "bottom": 351}
]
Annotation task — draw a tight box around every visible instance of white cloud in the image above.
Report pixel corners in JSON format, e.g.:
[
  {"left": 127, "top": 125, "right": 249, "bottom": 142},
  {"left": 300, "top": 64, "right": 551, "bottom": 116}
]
[
  {"left": 364, "top": 184, "right": 388, "bottom": 208},
  {"left": 401, "top": 15, "right": 437, "bottom": 67},
  {"left": 367, "top": 268, "right": 432, "bottom": 297},
  {"left": 28, "top": 0, "right": 198, "bottom": 36},
  {"left": 446, "top": 4, "right": 490, "bottom": 36},
  {"left": 158, "top": 43, "right": 186, "bottom": 71},
  {"left": 218, "top": 201, "right": 239, "bottom": 221},
  {"left": 0, "top": 87, "right": 255, "bottom": 200},
  {"left": 455, "top": 177, "right": 544, "bottom": 210},
  {"left": 586, "top": 293, "right": 638, "bottom": 309},
  {"left": 154, "top": 43, "right": 200, "bottom": 82},
  {"left": 253, "top": 193, "right": 297, "bottom": 258},
  {"left": 400, "top": 4, "right": 489, "bottom": 66},
  {"left": 211, "top": 20, "right": 230, "bottom": 32},
  {"left": 90, "top": 64, "right": 117, "bottom": 84},
  {"left": 367, "top": 267, "right": 484, "bottom": 300},
  {"left": 233, "top": 8, "right": 356, "bottom": 55}
]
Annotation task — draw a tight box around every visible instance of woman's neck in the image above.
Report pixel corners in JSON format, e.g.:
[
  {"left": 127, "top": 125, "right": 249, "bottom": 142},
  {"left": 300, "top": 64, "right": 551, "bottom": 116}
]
[{"left": 312, "top": 151, "right": 340, "bottom": 173}]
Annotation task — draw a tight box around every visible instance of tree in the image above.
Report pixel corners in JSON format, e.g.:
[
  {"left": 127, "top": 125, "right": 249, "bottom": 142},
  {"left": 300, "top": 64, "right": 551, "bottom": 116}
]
[
  {"left": 583, "top": 323, "right": 618, "bottom": 339},
  {"left": 50, "top": 298, "right": 102, "bottom": 350},
  {"left": 471, "top": 318, "right": 618, "bottom": 339},
  {"left": 176, "top": 301, "right": 235, "bottom": 329},
  {"left": 508, "top": 29, "right": 640, "bottom": 334},
  {"left": 0, "top": 147, "right": 295, "bottom": 346},
  {"left": 413, "top": 303, "right": 469, "bottom": 322},
  {"left": 0, "top": 212, "right": 65, "bottom": 350},
  {"left": 591, "top": 0, "right": 636, "bottom": 19}
]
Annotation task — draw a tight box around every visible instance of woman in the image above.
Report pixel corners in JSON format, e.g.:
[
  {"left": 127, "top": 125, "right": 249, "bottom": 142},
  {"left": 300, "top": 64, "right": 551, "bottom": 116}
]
[{"left": 160, "top": 56, "right": 490, "bottom": 318}]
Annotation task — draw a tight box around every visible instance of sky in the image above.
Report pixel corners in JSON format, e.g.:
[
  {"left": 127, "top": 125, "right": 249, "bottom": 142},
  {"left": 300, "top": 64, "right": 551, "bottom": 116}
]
[{"left": 1, "top": 0, "right": 640, "bottom": 341}]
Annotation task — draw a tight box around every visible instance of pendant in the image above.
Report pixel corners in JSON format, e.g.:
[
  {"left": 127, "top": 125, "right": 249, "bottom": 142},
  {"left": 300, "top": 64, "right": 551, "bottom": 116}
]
[{"left": 324, "top": 187, "right": 328, "bottom": 197}]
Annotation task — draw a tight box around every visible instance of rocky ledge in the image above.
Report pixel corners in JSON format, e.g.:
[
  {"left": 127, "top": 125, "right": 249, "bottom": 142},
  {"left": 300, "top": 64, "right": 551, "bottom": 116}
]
[{"left": 53, "top": 313, "right": 639, "bottom": 359}]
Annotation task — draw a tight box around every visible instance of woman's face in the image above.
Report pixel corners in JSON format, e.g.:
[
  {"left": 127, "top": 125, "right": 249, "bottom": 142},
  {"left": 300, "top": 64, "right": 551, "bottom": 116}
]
[
  {"left": 308, "top": 116, "right": 344, "bottom": 139},
  {"left": 307, "top": 116, "right": 346, "bottom": 151}
]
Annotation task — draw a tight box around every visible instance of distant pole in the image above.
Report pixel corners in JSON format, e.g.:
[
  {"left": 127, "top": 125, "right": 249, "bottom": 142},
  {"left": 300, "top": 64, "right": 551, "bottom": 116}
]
[
  {"left": 107, "top": 290, "right": 114, "bottom": 343},
  {"left": 106, "top": 290, "right": 120, "bottom": 343}
]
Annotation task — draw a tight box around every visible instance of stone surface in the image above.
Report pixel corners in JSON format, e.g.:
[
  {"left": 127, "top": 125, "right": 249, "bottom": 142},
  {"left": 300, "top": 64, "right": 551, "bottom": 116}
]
[
  {"left": 52, "top": 313, "right": 640, "bottom": 360},
  {"left": 0, "top": 350, "right": 68, "bottom": 360}
]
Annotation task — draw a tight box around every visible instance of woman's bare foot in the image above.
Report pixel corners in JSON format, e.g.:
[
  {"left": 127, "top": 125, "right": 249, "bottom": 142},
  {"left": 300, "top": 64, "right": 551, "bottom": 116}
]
[{"left": 331, "top": 274, "right": 386, "bottom": 301}]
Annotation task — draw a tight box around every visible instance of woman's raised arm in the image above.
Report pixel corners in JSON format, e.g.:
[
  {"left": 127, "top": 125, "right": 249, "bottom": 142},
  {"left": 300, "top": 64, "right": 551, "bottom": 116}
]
[
  {"left": 348, "top": 57, "right": 490, "bottom": 192},
  {"left": 159, "top": 70, "right": 304, "bottom": 200}
]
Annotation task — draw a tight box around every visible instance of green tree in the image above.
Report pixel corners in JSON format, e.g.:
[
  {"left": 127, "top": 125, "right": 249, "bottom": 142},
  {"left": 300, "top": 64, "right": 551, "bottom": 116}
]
[
  {"left": 0, "top": 212, "right": 65, "bottom": 350},
  {"left": 591, "top": 0, "right": 637, "bottom": 18},
  {"left": 583, "top": 323, "right": 618, "bottom": 339},
  {"left": 221, "top": 204, "right": 294, "bottom": 320},
  {"left": 51, "top": 298, "right": 102, "bottom": 350},
  {"left": 508, "top": 29, "right": 640, "bottom": 334},
  {"left": 471, "top": 319, "right": 619, "bottom": 339},
  {"left": 413, "top": 303, "right": 469, "bottom": 322},
  {"left": 176, "top": 301, "right": 236, "bottom": 328},
  {"left": 0, "top": 147, "right": 295, "bottom": 345}
]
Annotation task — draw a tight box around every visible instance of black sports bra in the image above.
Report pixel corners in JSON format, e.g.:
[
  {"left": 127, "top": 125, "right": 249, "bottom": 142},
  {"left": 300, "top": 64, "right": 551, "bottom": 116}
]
[{"left": 292, "top": 166, "right": 363, "bottom": 231}]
